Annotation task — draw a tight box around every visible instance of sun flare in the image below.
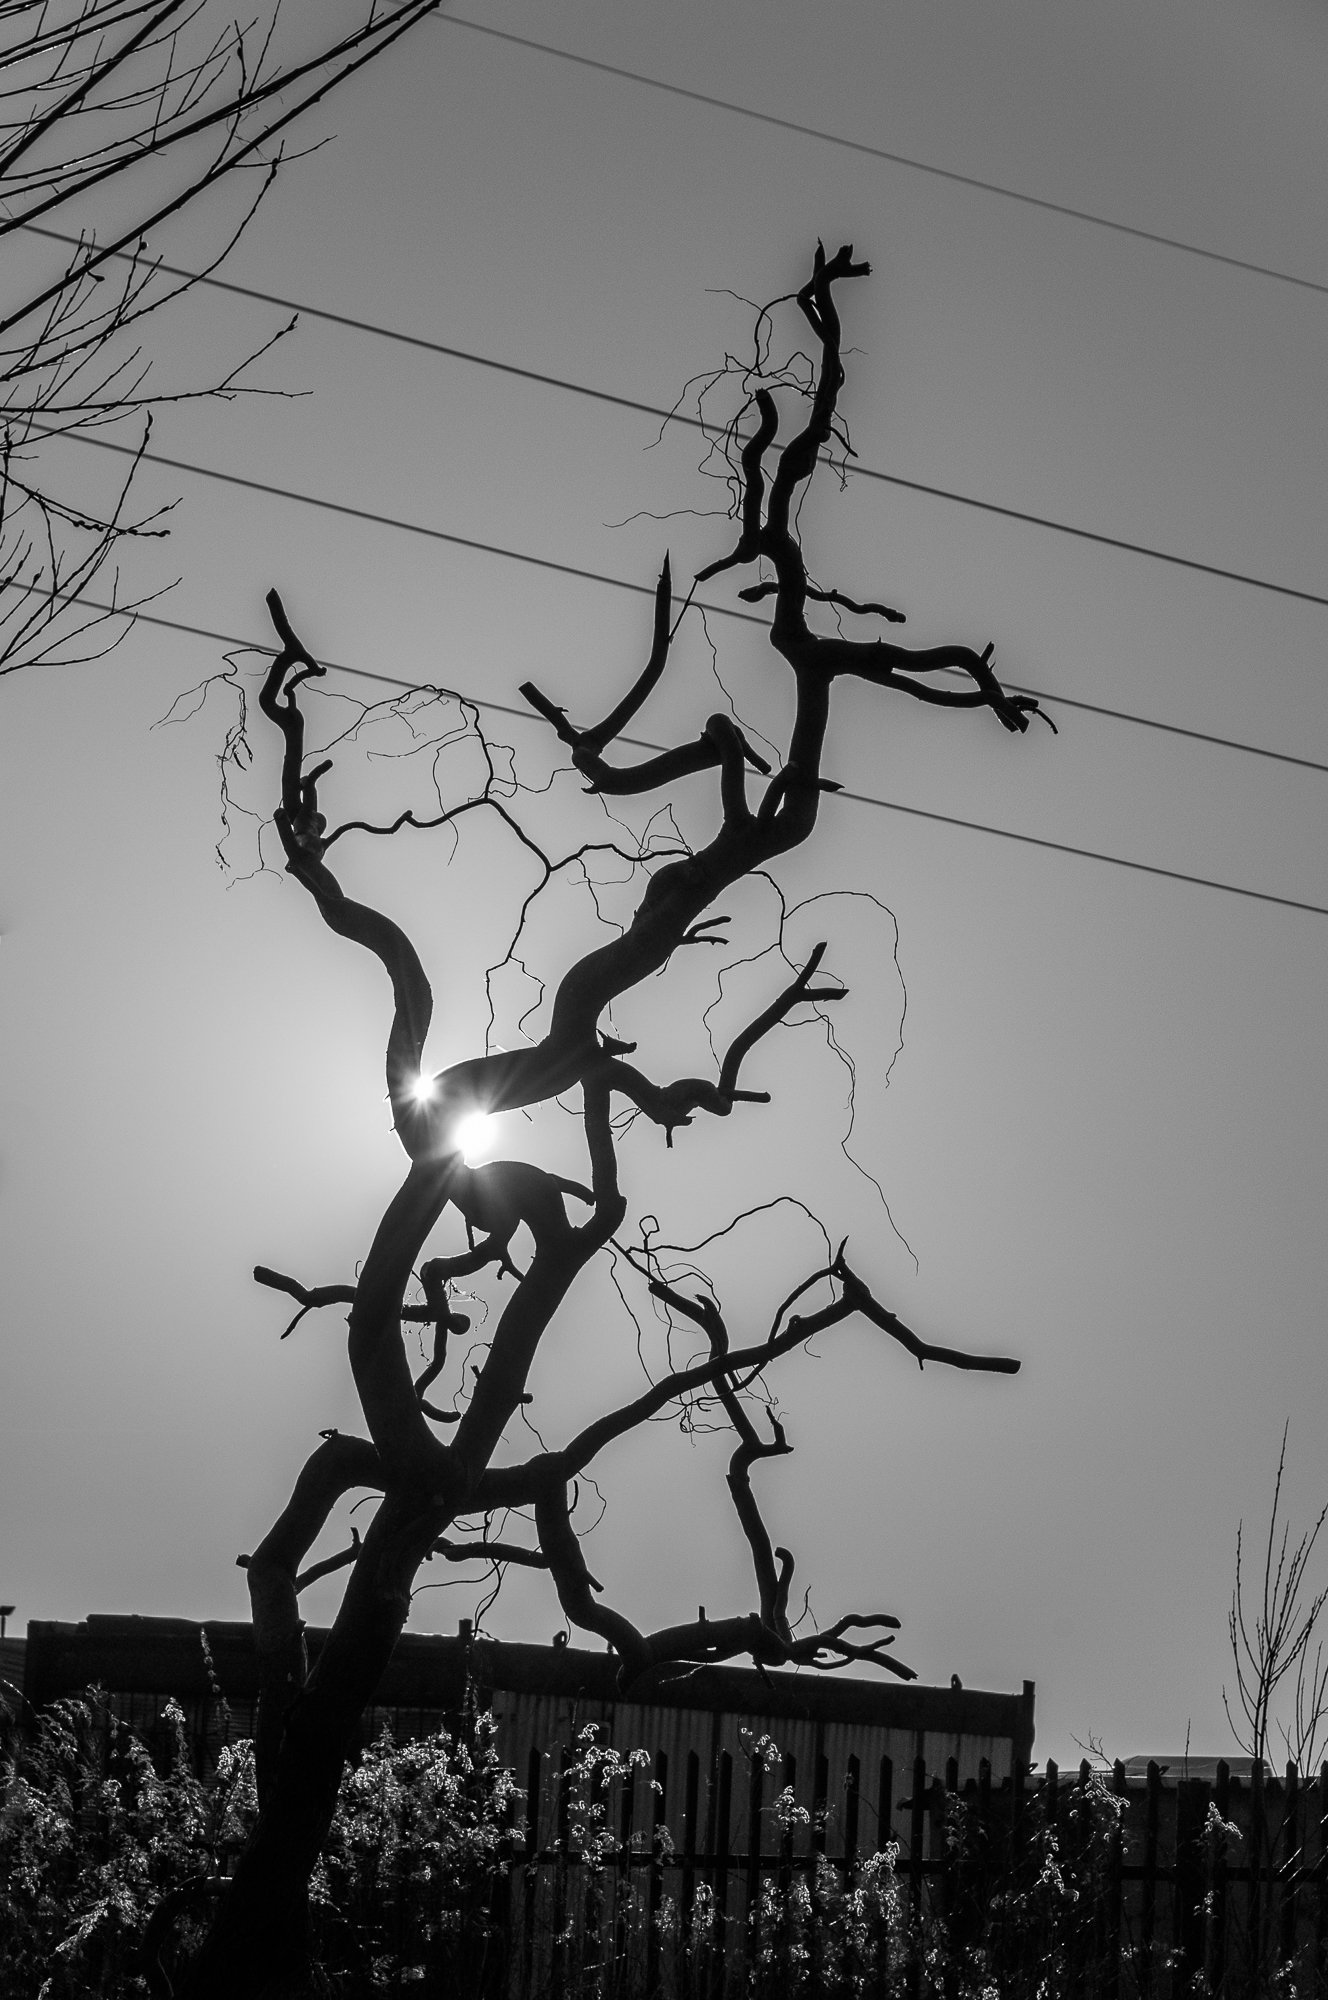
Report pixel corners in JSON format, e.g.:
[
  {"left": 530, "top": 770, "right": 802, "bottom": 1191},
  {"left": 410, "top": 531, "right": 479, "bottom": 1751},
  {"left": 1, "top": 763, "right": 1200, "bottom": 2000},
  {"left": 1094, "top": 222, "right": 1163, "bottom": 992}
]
[
  {"left": 410, "top": 1074, "right": 435, "bottom": 1104},
  {"left": 453, "top": 1110, "right": 497, "bottom": 1164}
]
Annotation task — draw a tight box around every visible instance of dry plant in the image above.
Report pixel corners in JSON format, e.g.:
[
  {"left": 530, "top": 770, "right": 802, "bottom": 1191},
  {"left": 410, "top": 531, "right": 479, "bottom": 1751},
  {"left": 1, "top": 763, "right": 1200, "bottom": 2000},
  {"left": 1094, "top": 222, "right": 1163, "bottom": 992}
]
[
  {"left": 1225, "top": 1422, "right": 1328, "bottom": 1773},
  {"left": 0, "top": 0, "right": 442, "bottom": 677}
]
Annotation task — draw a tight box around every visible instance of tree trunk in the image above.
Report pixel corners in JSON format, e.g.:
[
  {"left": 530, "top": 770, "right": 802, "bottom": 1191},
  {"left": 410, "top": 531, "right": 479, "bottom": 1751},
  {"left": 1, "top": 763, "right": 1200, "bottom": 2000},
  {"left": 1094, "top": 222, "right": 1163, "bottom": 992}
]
[{"left": 181, "top": 1491, "right": 449, "bottom": 1996}]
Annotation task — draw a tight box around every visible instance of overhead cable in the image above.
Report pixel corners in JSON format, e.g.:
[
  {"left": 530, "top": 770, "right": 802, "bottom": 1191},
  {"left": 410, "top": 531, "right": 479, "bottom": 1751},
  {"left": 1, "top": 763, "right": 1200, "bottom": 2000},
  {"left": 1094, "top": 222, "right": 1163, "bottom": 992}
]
[
  {"left": 438, "top": 14, "right": 1328, "bottom": 304},
  {"left": 41, "top": 589, "right": 1328, "bottom": 919},
  {"left": 22, "top": 222, "right": 1328, "bottom": 616},
  {"left": 48, "top": 421, "right": 1328, "bottom": 779}
]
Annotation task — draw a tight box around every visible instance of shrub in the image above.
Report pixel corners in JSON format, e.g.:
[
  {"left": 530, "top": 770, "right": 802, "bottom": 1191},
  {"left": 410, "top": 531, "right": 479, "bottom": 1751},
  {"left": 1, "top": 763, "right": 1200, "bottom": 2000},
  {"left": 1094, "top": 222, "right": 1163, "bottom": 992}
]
[
  {"left": 0, "top": 1687, "right": 246, "bottom": 1997},
  {"left": 0, "top": 1692, "right": 1149, "bottom": 1999},
  {"left": 0, "top": 1688, "right": 517, "bottom": 1998}
]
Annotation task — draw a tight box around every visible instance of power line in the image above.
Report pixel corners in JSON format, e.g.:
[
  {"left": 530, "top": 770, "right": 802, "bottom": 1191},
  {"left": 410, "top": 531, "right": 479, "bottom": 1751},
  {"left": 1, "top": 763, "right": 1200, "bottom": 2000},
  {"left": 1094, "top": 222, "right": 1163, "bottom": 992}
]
[
  {"left": 837, "top": 477, "right": 1328, "bottom": 615},
  {"left": 23, "top": 221, "right": 1328, "bottom": 616},
  {"left": 439, "top": 15, "right": 1328, "bottom": 305},
  {"left": 49, "top": 422, "right": 1328, "bottom": 779},
  {"left": 52, "top": 590, "right": 1328, "bottom": 919}
]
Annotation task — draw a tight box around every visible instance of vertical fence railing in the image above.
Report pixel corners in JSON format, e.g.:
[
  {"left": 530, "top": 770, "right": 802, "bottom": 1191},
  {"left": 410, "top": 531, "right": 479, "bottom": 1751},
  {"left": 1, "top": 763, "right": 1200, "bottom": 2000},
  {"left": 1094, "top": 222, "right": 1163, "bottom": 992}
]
[
  {"left": 482, "top": 1744, "right": 1328, "bottom": 1999},
  {"left": 1318, "top": 1767, "right": 1328, "bottom": 1980}
]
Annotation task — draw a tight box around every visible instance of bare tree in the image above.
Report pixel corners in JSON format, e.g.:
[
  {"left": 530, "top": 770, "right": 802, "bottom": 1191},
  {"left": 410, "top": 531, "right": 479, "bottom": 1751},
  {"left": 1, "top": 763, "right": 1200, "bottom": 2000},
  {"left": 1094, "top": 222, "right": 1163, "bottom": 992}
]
[
  {"left": 179, "top": 243, "right": 1044, "bottom": 1994},
  {"left": 1225, "top": 1423, "right": 1328, "bottom": 1772},
  {"left": 0, "top": 0, "right": 442, "bottom": 676}
]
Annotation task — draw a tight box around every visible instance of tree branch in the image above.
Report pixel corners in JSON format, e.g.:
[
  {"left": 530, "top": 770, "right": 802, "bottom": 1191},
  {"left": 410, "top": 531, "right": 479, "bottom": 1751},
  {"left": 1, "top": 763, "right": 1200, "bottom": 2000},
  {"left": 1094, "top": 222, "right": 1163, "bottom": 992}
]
[
  {"left": 260, "top": 592, "right": 443, "bottom": 1150},
  {"left": 737, "top": 578, "right": 906, "bottom": 624},
  {"left": 649, "top": 1276, "right": 796, "bottom": 1637},
  {"left": 536, "top": 1464, "right": 912, "bottom": 1690},
  {"left": 476, "top": 1246, "right": 1017, "bottom": 1521},
  {"left": 592, "top": 943, "right": 843, "bottom": 1144},
  {"left": 829, "top": 1247, "right": 1022, "bottom": 1373},
  {"left": 430, "top": 1536, "right": 548, "bottom": 1570}
]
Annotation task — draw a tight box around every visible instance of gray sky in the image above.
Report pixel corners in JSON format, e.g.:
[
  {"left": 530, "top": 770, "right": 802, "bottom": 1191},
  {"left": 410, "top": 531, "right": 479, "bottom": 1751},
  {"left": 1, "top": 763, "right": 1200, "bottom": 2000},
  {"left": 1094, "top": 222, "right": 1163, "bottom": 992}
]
[{"left": 3, "top": 0, "right": 1328, "bottom": 1768}]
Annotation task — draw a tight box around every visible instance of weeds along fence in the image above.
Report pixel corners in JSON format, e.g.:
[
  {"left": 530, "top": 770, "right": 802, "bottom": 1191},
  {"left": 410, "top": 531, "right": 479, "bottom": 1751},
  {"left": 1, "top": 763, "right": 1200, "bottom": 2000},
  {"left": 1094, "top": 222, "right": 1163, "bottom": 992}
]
[
  {"left": 465, "top": 1743, "right": 1328, "bottom": 1999},
  {"left": 20, "top": 1619, "right": 1328, "bottom": 1994}
]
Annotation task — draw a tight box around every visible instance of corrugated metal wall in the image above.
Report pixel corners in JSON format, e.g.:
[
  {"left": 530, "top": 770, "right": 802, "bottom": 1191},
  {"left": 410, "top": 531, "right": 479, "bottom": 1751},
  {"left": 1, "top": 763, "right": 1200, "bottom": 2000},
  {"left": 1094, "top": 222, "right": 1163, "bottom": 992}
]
[
  {"left": 18, "top": 1616, "right": 1034, "bottom": 1861},
  {"left": 487, "top": 1683, "right": 1021, "bottom": 1856}
]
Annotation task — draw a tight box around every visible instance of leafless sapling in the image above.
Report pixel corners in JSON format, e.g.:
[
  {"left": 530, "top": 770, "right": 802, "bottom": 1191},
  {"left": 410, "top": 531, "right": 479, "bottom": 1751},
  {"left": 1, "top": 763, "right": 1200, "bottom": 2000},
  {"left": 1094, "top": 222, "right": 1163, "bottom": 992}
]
[{"left": 1225, "top": 1423, "right": 1328, "bottom": 1773}]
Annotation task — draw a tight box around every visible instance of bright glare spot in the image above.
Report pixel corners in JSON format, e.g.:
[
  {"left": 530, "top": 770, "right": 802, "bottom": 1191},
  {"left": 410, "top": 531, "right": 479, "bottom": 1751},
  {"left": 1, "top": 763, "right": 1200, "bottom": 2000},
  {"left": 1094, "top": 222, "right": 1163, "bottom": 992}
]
[
  {"left": 411, "top": 1074, "right": 436, "bottom": 1105},
  {"left": 454, "top": 1111, "right": 497, "bottom": 1164}
]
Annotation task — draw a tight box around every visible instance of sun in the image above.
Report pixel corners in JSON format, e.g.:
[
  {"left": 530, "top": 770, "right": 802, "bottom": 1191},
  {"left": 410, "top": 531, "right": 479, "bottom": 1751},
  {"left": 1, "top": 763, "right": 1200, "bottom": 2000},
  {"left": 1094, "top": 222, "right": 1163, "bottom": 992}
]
[
  {"left": 453, "top": 1111, "right": 497, "bottom": 1164},
  {"left": 406, "top": 1079, "right": 495, "bottom": 1162}
]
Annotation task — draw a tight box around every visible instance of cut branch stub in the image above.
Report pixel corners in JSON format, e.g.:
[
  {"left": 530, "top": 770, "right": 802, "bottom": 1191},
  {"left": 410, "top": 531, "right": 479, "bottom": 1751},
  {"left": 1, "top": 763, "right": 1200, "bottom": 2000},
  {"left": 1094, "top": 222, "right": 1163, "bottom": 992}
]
[
  {"left": 254, "top": 1264, "right": 454, "bottom": 1335},
  {"left": 254, "top": 1266, "right": 356, "bottom": 1339},
  {"left": 580, "top": 554, "right": 675, "bottom": 750},
  {"left": 518, "top": 559, "right": 771, "bottom": 801}
]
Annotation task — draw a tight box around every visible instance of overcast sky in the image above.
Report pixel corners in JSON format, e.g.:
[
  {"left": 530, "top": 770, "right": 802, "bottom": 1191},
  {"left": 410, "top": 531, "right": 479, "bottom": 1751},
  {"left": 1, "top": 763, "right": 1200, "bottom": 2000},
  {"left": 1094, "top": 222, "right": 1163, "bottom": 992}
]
[{"left": 3, "top": 0, "right": 1328, "bottom": 1769}]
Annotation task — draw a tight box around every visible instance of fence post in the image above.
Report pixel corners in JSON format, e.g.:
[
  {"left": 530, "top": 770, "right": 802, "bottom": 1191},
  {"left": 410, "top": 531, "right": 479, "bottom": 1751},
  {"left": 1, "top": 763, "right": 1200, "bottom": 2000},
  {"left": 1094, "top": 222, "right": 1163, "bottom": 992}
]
[
  {"left": 1139, "top": 1760, "right": 1160, "bottom": 2000},
  {"left": 996, "top": 1757, "right": 1026, "bottom": 1985},
  {"left": 808, "top": 1750, "right": 829, "bottom": 1995},
  {"left": 975, "top": 1758, "right": 992, "bottom": 1922},
  {"left": 813, "top": 1749, "right": 830, "bottom": 1865},
  {"left": 1043, "top": 1762, "right": 1065, "bottom": 1998},
  {"left": 614, "top": 1757, "right": 636, "bottom": 2000},
  {"left": 583, "top": 1742, "right": 610, "bottom": 1987},
  {"left": 647, "top": 1748, "right": 667, "bottom": 2000},
  {"left": 1208, "top": 1759, "right": 1230, "bottom": 2000},
  {"left": 744, "top": 1746, "right": 765, "bottom": 1978},
  {"left": 1174, "top": 1776, "right": 1207, "bottom": 2000},
  {"left": 1070, "top": 1760, "right": 1092, "bottom": 2000},
  {"left": 907, "top": 1753, "right": 927, "bottom": 2000},
  {"left": 777, "top": 1751, "right": 797, "bottom": 1988},
  {"left": 1098, "top": 1761, "right": 1125, "bottom": 2000},
  {"left": 778, "top": 1750, "right": 796, "bottom": 1896},
  {"left": 711, "top": 1749, "right": 733, "bottom": 2000},
  {"left": 840, "top": 1753, "right": 862, "bottom": 1996},
  {"left": 1316, "top": 1765, "right": 1328, "bottom": 2000},
  {"left": 878, "top": 1752, "right": 895, "bottom": 1858},
  {"left": 1008, "top": 1755, "right": 1026, "bottom": 1880},
  {"left": 942, "top": 1756, "right": 961, "bottom": 2000},
  {"left": 964, "top": 1771, "right": 984, "bottom": 1988},
  {"left": 844, "top": 1753, "right": 861, "bottom": 1880},
  {"left": 1281, "top": 1760, "right": 1303, "bottom": 1981},
  {"left": 1249, "top": 1758, "right": 1267, "bottom": 1993},
  {"left": 877, "top": 1753, "right": 896, "bottom": 1998},
  {"left": 551, "top": 1741, "right": 571, "bottom": 2000},
  {"left": 480, "top": 1770, "right": 522, "bottom": 2000},
  {"left": 909, "top": 1751, "right": 928, "bottom": 1919},
  {"left": 1066, "top": 1761, "right": 1090, "bottom": 2000},
  {"left": 682, "top": 1747, "right": 700, "bottom": 1953},
  {"left": 522, "top": 1745, "right": 540, "bottom": 2000}
]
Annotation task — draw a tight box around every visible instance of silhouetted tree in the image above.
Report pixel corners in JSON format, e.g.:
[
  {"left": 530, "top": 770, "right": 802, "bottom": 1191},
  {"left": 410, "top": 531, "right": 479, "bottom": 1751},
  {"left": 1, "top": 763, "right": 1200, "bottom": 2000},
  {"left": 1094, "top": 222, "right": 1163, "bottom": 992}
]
[
  {"left": 182, "top": 243, "right": 1045, "bottom": 1994},
  {"left": 0, "top": 0, "right": 441, "bottom": 676}
]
